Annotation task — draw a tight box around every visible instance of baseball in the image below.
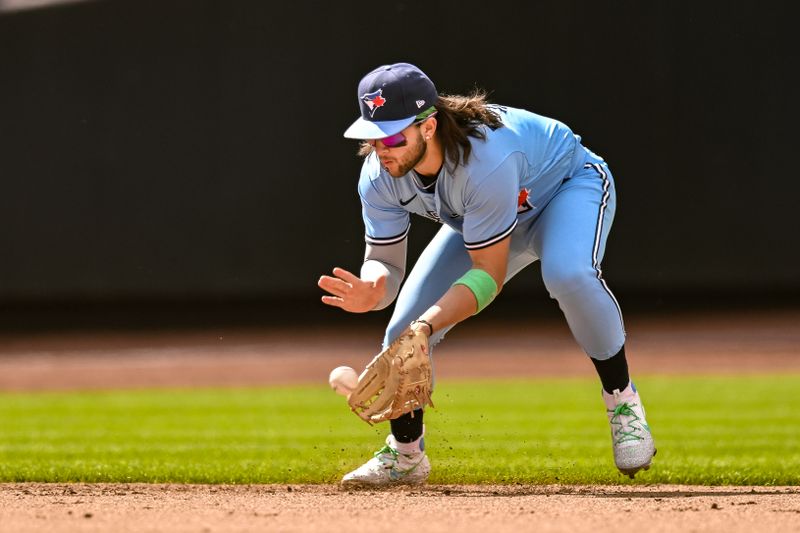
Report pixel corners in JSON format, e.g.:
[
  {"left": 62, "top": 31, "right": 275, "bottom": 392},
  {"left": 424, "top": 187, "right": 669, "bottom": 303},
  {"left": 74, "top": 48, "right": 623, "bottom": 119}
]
[{"left": 329, "top": 366, "right": 358, "bottom": 396}]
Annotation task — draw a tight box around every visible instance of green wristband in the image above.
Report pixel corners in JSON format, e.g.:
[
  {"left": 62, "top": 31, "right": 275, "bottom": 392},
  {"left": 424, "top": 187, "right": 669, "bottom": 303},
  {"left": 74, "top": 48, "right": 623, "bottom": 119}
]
[{"left": 453, "top": 268, "right": 498, "bottom": 314}]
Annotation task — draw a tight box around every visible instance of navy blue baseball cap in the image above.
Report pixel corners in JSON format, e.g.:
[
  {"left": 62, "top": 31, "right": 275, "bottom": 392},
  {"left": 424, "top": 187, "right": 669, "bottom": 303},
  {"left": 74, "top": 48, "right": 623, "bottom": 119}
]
[{"left": 343, "top": 63, "right": 438, "bottom": 140}]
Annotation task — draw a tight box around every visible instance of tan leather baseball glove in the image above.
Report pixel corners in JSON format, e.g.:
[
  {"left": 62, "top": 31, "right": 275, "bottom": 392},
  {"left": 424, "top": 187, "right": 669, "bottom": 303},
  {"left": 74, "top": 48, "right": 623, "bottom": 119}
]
[{"left": 347, "top": 329, "right": 434, "bottom": 424}]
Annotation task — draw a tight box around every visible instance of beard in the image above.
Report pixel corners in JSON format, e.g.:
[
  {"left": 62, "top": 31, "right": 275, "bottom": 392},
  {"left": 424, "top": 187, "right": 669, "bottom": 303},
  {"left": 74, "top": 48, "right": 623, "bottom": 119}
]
[{"left": 382, "top": 136, "right": 428, "bottom": 178}]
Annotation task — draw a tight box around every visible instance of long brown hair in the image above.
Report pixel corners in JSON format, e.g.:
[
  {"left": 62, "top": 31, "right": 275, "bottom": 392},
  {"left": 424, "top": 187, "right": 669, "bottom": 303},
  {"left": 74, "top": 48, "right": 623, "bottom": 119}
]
[
  {"left": 435, "top": 91, "right": 504, "bottom": 169},
  {"left": 358, "top": 90, "right": 504, "bottom": 169}
]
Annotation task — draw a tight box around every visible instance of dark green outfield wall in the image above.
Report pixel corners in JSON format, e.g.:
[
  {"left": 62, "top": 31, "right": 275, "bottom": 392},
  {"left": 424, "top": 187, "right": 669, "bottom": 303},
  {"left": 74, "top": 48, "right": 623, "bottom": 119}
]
[{"left": 0, "top": 1, "right": 796, "bottom": 307}]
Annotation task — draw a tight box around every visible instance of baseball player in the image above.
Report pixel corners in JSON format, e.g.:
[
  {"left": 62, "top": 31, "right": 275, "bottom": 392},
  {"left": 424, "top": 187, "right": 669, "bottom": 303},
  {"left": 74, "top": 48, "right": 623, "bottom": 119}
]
[{"left": 318, "top": 63, "right": 655, "bottom": 485}]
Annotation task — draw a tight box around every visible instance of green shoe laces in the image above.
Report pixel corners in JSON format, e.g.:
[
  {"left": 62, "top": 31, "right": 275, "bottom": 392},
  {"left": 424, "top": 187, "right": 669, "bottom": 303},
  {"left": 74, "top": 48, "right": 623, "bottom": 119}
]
[
  {"left": 373, "top": 444, "right": 423, "bottom": 479},
  {"left": 610, "top": 402, "right": 645, "bottom": 444},
  {"left": 374, "top": 444, "right": 399, "bottom": 464}
]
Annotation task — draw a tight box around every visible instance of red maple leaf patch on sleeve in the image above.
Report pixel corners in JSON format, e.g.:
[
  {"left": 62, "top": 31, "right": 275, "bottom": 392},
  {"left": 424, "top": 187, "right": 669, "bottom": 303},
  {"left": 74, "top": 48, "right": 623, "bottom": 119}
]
[
  {"left": 517, "top": 188, "right": 530, "bottom": 208},
  {"left": 517, "top": 188, "right": 533, "bottom": 213}
]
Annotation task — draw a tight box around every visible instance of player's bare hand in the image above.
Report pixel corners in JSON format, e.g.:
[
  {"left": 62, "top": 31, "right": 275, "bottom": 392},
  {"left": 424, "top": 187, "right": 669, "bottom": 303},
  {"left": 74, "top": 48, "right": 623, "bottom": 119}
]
[{"left": 318, "top": 267, "right": 386, "bottom": 313}]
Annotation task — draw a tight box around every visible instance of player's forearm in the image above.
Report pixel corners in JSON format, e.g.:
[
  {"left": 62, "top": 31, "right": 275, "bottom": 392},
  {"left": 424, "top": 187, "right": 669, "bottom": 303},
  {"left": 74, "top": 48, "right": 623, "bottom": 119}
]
[
  {"left": 416, "top": 283, "right": 495, "bottom": 335},
  {"left": 361, "top": 240, "right": 407, "bottom": 311},
  {"left": 360, "top": 259, "right": 401, "bottom": 310},
  {"left": 415, "top": 253, "right": 506, "bottom": 335}
]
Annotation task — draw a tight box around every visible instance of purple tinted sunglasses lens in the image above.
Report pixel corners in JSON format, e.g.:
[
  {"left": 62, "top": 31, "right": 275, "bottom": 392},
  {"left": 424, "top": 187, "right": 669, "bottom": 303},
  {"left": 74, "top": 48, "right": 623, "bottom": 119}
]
[{"left": 380, "top": 132, "right": 407, "bottom": 147}]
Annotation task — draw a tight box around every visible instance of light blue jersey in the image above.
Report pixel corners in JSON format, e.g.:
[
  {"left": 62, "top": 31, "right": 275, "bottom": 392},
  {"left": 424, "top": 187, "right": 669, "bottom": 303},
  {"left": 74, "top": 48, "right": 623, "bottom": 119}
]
[
  {"left": 358, "top": 105, "right": 623, "bottom": 360},
  {"left": 358, "top": 106, "right": 595, "bottom": 249}
]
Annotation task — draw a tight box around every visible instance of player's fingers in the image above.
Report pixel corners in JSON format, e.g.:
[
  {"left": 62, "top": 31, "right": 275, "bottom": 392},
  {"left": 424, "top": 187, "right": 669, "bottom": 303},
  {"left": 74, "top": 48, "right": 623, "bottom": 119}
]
[
  {"left": 321, "top": 295, "right": 344, "bottom": 308},
  {"left": 332, "top": 267, "right": 362, "bottom": 285},
  {"left": 318, "top": 275, "right": 352, "bottom": 296}
]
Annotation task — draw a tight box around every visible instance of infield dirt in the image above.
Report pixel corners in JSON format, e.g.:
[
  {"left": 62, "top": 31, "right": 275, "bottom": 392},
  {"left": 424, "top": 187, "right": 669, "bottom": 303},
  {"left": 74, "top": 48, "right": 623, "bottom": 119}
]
[
  {"left": 1, "top": 483, "right": 799, "bottom": 533},
  {"left": 1, "top": 309, "right": 799, "bottom": 532}
]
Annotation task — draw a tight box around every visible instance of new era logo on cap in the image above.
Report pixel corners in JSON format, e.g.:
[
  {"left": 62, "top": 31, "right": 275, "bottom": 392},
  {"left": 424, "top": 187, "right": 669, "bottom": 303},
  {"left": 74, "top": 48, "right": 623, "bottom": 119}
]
[{"left": 416, "top": 99, "right": 426, "bottom": 108}]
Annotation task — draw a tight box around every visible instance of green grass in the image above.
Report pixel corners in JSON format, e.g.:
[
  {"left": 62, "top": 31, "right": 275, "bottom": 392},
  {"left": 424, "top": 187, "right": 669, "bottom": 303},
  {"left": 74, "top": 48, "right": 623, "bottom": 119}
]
[{"left": 0, "top": 375, "right": 798, "bottom": 485}]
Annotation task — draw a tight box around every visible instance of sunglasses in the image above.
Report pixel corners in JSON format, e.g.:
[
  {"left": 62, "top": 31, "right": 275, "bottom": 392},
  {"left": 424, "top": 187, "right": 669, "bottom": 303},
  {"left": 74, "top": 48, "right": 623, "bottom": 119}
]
[
  {"left": 367, "top": 111, "right": 438, "bottom": 149},
  {"left": 368, "top": 130, "right": 411, "bottom": 148}
]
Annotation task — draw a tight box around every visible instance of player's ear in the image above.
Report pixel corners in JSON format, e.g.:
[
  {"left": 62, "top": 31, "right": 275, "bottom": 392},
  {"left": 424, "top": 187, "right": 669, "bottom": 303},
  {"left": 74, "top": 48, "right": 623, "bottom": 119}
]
[{"left": 420, "top": 117, "right": 437, "bottom": 140}]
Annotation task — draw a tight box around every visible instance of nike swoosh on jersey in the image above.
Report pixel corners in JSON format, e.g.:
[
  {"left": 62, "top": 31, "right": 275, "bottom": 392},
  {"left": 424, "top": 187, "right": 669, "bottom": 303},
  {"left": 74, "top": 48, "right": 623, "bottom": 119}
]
[{"left": 399, "top": 194, "right": 417, "bottom": 206}]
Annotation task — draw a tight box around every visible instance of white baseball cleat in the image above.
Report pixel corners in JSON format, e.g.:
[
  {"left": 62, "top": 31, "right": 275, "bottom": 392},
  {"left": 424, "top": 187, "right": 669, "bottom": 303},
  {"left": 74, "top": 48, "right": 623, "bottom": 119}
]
[
  {"left": 603, "top": 382, "right": 656, "bottom": 479},
  {"left": 341, "top": 434, "right": 430, "bottom": 486}
]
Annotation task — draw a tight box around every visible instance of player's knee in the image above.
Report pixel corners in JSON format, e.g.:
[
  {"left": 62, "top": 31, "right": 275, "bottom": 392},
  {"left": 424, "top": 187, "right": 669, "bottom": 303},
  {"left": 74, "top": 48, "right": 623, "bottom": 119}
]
[{"left": 541, "top": 262, "right": 596, "bottom": 300}]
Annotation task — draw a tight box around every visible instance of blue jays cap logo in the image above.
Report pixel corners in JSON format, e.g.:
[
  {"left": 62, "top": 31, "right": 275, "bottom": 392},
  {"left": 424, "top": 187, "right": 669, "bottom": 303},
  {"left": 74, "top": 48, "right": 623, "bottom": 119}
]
[{"left": 361, "top": 89, "right": 387, "bottom": 118}]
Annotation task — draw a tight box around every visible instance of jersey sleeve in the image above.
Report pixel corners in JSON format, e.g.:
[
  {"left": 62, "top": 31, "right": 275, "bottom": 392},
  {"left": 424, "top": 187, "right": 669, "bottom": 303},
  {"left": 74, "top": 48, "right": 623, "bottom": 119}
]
[
  {"left": 357, "top": 162, "right": 411, "bottom": 246},
  {"left": 461, "top": 153, "right": 524, "bottom": 250}
]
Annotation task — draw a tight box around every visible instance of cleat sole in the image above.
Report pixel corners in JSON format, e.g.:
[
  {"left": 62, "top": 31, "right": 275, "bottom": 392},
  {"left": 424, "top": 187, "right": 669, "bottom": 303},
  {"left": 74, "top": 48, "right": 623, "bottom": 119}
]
[
  {"left": 340, "top": 478, "right": 426, "bottom": 488},
  {"left": 619, "top": 461, "right": 652, "bottom": 479}
]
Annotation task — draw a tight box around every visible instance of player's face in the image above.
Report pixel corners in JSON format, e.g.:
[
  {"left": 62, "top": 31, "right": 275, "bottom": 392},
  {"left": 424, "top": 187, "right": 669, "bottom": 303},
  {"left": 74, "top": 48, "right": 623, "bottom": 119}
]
[{"left": 372, "top": 124, "right": 427, "bottom": 178}]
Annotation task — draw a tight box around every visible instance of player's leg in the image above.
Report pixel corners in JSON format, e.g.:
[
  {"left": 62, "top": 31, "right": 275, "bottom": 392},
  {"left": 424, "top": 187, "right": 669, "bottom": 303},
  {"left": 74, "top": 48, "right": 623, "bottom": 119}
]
[
  {"left": 343, "top": 223, "right": 538, "bottom": 486},
  {"left": 343, "top": 224, "right": 537, "bottom": 485},
  {"left": 531, "top": 161, "right": 655, "bottom": 477},
  {"left": 532, "top": 162, "right": 624, "bottom": 359},
  {"left": 383, "top": 224, "right": 536, "bottom": 443},
  {"left": 341, "top": 225, "right": 469, "bottom": 486}
]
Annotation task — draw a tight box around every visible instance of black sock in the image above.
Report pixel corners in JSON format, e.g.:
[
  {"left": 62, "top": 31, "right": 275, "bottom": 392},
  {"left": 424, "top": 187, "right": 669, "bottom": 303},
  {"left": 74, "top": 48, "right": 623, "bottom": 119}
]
[
  {"left": 390, "top": 409, "right": 424, "bottom": 443},
  {"left": 590, "top": 345, "right": 630, "bottom": 394}
]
